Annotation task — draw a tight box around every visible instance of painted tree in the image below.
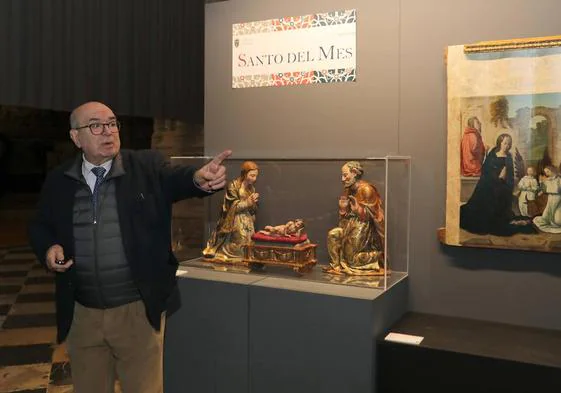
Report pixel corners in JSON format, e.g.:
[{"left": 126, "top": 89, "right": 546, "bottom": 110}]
[{"left": 490, "top": 96, "right": 512, "bottom": 129}]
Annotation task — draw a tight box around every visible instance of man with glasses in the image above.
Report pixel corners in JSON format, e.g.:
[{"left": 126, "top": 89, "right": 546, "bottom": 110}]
[{"left": 28, "top": 101, "right": 231, "bottom": 393}]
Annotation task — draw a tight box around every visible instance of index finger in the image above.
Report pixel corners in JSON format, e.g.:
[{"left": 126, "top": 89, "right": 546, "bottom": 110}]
[{"left": 210, "top": 149, "right": 232, "bottom": 166}]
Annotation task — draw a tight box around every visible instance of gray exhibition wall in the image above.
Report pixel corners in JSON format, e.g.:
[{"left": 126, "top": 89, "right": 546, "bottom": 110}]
[{"left": 205, "top": 0, "right": 561, "bottom": 331}]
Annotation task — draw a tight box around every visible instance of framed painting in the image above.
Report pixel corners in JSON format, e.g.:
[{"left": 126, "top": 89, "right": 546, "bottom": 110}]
[{"left": 444, "top": 36, "right": 561, "bottom": 252}]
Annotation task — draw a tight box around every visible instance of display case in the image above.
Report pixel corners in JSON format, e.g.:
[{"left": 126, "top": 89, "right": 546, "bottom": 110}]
[{"left": 171, "top": 157, "right": 410, "bottom": 291}]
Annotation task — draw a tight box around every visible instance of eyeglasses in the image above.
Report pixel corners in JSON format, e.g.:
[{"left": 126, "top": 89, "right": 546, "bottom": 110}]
[{"left": 74, "top": 120, "right": 120, "bottom": 135}]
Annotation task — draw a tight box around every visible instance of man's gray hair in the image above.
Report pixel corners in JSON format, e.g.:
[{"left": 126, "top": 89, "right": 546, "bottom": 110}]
[{"left": 69, "top": 110, "right": 79, "bottom": 129}]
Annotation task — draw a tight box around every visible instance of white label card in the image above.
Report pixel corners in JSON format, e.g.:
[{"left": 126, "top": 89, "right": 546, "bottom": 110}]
[{"left": 384, "top": 332, "right": 424, "bottom": 345}]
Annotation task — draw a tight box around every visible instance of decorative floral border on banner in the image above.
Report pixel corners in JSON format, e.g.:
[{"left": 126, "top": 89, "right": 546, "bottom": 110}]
[
  {"left": 314, "top": 68, "right": 356, "bottom": 84},
  {"left": 312, "top": 10, "right": 357, "bottom": 27},
  {"left": 233, "top": 68, "right": 357, "bottom": 88},
  {"left": 232, "top": 10, "right": 357, "bottom": 88},
  {"left": 232, "top": 74, "right": 274, "bottom": 89},
  {"left": 272, "top": 71, "right": 315, "bottom": 86},
  {"left": 233, "top": 10, "right": 356, "bottom": 36}
]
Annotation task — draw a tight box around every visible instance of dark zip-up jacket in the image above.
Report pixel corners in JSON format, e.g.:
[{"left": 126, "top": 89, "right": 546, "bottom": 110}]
[
  {"left": 69, "top": 160, "right": 140, "bottom": 309},
  {"left": 28, "top": 149, "right": 210, "bottom": 343}
]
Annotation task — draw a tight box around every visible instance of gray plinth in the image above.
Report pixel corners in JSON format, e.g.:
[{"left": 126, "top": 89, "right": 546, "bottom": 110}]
[
  {"left": 164, "top": 267, "right": 261, "bottom": 393},
  {"left": 164, "top": 266, "right": 408, "bottom": 393},
  {"left": 248, "top": 277, "right": 408, "bottom": 393}
]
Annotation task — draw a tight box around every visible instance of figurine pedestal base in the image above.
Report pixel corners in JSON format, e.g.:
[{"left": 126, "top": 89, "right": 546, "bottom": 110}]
[
  {"left": 164, "top": 265, "right": 408, "bottom": 393},
  {"left": 243, "top": 242, "right": 317, "bottom": 273}
]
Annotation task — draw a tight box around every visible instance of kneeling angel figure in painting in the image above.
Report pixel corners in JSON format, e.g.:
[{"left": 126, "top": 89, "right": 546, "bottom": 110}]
[
  {"left": 516, "top": 166, "right": 538, "bottom": 218},
  {"left": 533, "top": 165, "right": 561, "bottom": 233}
]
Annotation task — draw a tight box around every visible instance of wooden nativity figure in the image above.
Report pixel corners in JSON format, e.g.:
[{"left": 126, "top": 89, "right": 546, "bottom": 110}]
[
  {"left": 202, "top": 161, "right": 259, "bottom": 263},
  {"left": 325, "top": 161, "right": 386, "bottom": 275},
  {"left": 258, "top": 218, "right": 305, "bottom": 238}
]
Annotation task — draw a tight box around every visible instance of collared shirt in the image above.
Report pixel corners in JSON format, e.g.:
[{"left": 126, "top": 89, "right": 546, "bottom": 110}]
[
  {"left": 82, "top": 155, "right": 113, "bottom": 193},
  {"left": 82, "top": 153, "right": 213, "bottom": 194}
]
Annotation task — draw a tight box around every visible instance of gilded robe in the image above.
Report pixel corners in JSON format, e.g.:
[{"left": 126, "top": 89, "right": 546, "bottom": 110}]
[
  {"left": 327, "top": 180, "right": 385, "bottom": 275},
  {"left": 203, "top": 177, "right": 257, "bottom": 261}
]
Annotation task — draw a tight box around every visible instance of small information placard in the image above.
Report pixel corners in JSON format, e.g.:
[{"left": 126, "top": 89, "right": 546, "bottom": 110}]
[
  {"left": 384, "top": 332, "right": 424, "bottom": 345},
  {"left": 176, "top": 270, "right": 189, "bottom": 277}
]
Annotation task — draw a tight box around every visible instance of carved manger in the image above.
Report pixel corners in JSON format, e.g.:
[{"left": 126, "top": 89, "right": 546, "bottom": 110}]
[{"left": 242, "top": 232, "right": 317, "bottom": 273}]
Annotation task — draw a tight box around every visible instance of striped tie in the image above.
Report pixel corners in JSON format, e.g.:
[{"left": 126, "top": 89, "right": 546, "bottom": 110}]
[{"left": 91, "top": 166, "right": 106, "bottom": 224}]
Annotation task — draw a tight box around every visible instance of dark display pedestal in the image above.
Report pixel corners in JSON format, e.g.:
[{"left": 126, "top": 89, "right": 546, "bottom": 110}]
[
  {"left": 163, "top": 269, "right": 259, "bottom": 393},
  {"left": 377, "top": 312, "right": 561, "bottom": 393},
  {"left": 164, "top": 266, "right": 408, "bottom": 393},
  {"left": 248, "top": 276, "right": 408, "bottom": 393}
]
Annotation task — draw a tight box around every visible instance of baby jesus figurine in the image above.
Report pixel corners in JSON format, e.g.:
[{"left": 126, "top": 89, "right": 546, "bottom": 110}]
[{"left": 259, "top": 219, "right": 305, "bottom": 238}]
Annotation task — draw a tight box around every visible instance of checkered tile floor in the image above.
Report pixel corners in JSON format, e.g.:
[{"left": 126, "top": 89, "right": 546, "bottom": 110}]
[
  {"left": 0, "top": 189, "right": 129, "bottom": 392},
  {"left": 0, "top": 246, "right": 125, "bottom": 392},
  {"left": 0, "top": 246, "right": 74, "bottom": 393}
]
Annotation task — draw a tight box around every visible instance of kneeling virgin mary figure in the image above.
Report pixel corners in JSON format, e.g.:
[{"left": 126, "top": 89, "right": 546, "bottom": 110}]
[{"left": 203, "top": 161, "right": 259, "bottom": 262}]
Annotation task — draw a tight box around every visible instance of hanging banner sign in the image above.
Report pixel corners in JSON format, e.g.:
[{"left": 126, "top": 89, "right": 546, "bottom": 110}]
[{"left": 232, "top": 9, "right": 356, "bottom": 88}]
